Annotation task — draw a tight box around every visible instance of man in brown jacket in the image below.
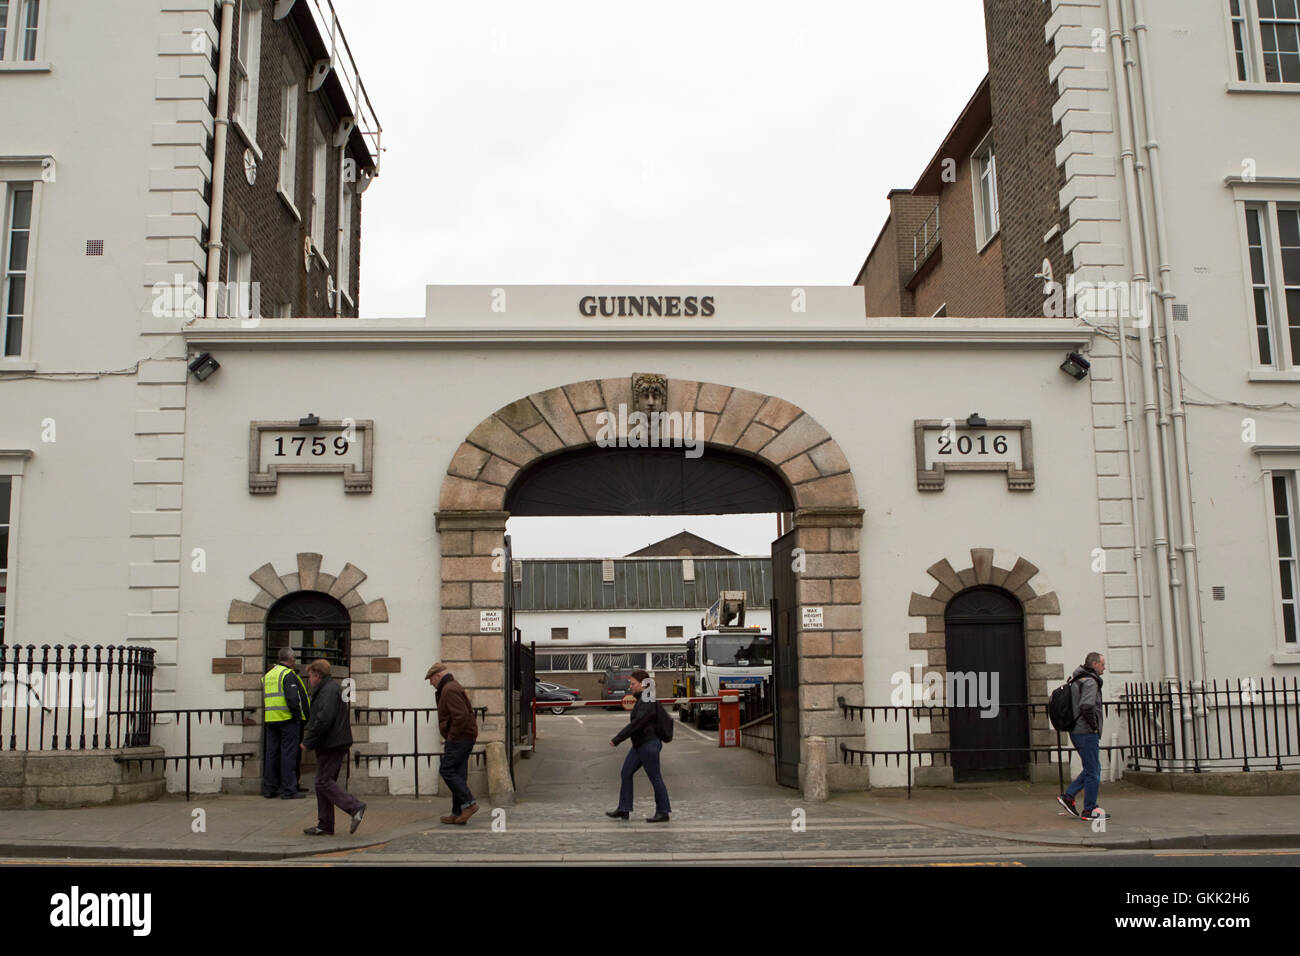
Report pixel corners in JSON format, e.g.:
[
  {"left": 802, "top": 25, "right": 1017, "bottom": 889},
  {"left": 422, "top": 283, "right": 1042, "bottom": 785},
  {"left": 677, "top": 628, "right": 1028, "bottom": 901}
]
[{"left": 426, "top": 662, "right": 480, "bottom": 824}]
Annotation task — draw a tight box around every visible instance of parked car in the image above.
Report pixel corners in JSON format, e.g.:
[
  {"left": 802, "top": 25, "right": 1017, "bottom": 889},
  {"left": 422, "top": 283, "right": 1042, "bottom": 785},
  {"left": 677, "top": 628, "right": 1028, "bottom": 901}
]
[
  {"left": 598, "top": 668, "right": 635, "bottom": 711},
  {"left": 534, "top": 682, "right": 578, "bottom": 716},
  {"left": 537, "top": 680, "right": 582, "bottom": 699}
]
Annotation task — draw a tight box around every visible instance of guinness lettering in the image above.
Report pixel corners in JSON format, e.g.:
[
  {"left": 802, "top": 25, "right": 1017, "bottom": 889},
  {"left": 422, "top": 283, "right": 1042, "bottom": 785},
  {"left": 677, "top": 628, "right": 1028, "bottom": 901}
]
[{"left": 578, "top": 295, "right": 715, "bottom": 318}]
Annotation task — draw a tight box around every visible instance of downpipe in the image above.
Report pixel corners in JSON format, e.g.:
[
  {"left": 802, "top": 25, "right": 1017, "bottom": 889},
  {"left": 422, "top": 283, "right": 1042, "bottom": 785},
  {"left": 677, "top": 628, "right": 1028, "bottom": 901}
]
[{"left": 204, "top": 0, "right": 237, "bottom": 319}]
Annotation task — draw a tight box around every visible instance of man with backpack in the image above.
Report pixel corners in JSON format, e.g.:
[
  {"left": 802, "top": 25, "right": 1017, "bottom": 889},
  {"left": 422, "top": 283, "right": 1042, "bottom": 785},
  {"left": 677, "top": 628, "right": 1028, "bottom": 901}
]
[
  {"left": 1055, "top": 652, "right": 1107, "bottom": 822},
  {"left": 607, "top": 669, "right": 672, "bottom": 823}
]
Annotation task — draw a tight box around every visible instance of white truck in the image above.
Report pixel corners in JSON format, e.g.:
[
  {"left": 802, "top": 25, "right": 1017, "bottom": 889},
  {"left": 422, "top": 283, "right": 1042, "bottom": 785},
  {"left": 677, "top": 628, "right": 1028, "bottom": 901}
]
[{"left": 676, "top": 591, "right": 773, "bottom": 729}]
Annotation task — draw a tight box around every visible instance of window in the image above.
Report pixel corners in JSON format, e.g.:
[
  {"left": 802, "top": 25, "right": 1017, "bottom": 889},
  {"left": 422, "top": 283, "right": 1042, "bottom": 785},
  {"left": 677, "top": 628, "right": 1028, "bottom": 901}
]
[
  {"left": 1230, "top": 0, "right": 1300, "bottom": 83},
  {"left": 1272, "top": 473, "right": 1300, "bottom": 643},
  {"left": 275, "top": 302, "right": 291, "bottom": 318},
  {"left": 233, "top": 0, "right": 262, "bottom": 142},
  {"left": 608, "top": 626, "right": 626, "bottom": 639},
  {"left": 972, "top": 134, "right": 1000, "bottom": 249},
  {"left": 0, "top": 475, "right": 10, "bottom": 643},
  {"left": 1243, "top": 203, "right": 1300, "bottom": 368},
  {"left": 310, "top": 124, "right": 327, "bottom": 253},
  {"left": 0, "top": 0, "right": 42, "bottom": 62},
  {"left": 223, "top": 230, "right": 252, "bottom": 320},
  {"left": 550, "top": 627, "right": 568, "bottom": 640},
  {"left": 2, "top": 184, "right": 32, "bottom": 357},
  {"left": 538, "top": 653, "right": 588, "bottom": 672},
  {"left": 278, "top": 71, "right": 298, "bottom": 201},
  {"left": 666, "top": 625, "right": 683, "bottom": 639},
  {"left": 594, "top": 653, "right": 643, "bottom": 670},
  {"left": 265, "top": 591, "right": 351, "bottom": 672}
]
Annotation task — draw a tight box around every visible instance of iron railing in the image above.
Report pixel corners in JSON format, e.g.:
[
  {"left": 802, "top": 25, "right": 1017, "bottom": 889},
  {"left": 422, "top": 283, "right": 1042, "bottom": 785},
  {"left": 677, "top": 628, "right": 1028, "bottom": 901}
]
[
  {"left": 836, "top": 698, "right": 1135, "bottom": 798},
  {"left": 1126, "top": 678, "right": 1300, "bottom": 773},
  {"left": 115, "top": 707, "right": 258, "bottom": 801},
  {"left": 739, "top": 680, "right": 775, "bottom": 725},
  {"left": 1, "top": 644, "right": 156, "bottom": 751},
  {"left": 351, "top": 706, "right": 488, "bottom": 798},
  {"left": 913, "top": 204, "right": 941, "bottom": 273}
]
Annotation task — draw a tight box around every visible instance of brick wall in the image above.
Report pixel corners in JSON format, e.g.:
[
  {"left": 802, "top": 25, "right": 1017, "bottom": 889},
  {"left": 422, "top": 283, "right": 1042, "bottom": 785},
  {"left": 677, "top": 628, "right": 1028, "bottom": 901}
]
[
  {"left": 859, "top": 216, "right": 901, "bottom": 316},
  {"left": 217, "top": 3, "right": 364, "bottom": 318},
  {"left": 912, "top": 152, "right": 1006, "bottom": 318},
  {"left": 984, "top": 0, "right": 1070, "bottom": 317}
]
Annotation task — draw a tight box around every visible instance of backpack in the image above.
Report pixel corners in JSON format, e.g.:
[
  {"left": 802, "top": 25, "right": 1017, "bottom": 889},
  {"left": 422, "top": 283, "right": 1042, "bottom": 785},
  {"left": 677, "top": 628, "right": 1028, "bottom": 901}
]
[
  {"left": 654, "top": 702, "right": 675, "bottom": 743},
  {"left": 1048, "top": 675, "right": 1082, "bottom": 732}
]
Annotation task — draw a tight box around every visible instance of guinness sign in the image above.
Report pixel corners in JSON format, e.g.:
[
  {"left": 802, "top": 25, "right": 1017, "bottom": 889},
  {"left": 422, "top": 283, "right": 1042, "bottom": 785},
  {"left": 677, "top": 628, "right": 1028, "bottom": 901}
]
[{"left": 578, "top": 294, "right": 715, "bottom": 318}]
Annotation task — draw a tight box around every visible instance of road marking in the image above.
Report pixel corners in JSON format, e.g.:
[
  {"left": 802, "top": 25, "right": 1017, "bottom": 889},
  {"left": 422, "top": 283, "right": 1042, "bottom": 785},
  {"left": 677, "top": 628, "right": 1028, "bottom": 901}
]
[
  {"left": 570, "top": 716, "right": 584, "bottom": 726},
  {"left": 679, "top": 722, "right": 714, "bottom": 743}
]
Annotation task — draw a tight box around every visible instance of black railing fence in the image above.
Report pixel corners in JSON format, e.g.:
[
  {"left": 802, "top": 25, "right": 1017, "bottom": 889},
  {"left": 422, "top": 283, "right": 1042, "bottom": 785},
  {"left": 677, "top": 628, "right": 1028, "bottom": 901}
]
[
  {"left": 739, "top": 680, "right": 775, "bottom": 725},
  {"left": 351, "top": 706, "right": 489, "bottom": 798},
  {"left": 115, "top": 707, "right": 259, "bottom": 801},
  {"left": 1, "top": 644, "right": 156, "bottom": 751},
  {"left": 837, "top": 678, "right": 1300, "bottom": 797}
]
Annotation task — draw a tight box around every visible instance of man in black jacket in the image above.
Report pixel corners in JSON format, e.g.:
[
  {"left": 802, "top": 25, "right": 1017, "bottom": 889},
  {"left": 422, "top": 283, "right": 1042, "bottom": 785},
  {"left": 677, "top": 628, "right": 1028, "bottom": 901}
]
[
  {"left": 300, "top": 659, "right": 366, "bottom": 836},
  {"left": 607, "top": 670, "right": 671, "bottom": 823}
]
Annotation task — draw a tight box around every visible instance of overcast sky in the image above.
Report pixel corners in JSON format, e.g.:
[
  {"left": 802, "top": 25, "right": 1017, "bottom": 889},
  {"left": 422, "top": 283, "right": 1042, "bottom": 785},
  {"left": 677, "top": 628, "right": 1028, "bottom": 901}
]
[
  {"left": 332, "top": 0, "right": 991, "bottom": 318},
  {"left": 330, "top": 0, "right": 990, "bottom": 556}
]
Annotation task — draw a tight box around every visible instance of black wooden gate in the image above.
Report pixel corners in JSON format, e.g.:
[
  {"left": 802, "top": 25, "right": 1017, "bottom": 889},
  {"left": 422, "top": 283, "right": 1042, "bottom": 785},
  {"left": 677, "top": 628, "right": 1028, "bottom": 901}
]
[
  {"left": 944, "top": 586, "right": 1029, "bottom": 781},
  {"left": 771, "top": 529, "right": 800, "bottom": 789}
]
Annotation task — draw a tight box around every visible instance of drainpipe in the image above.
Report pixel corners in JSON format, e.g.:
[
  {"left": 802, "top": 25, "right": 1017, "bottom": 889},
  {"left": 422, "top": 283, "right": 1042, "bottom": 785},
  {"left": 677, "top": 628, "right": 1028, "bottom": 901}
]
[
  {"left": 1106, "top": 0, "right": 1179, "bottom": 687},
  {"left": 1130, "top": 0, "right": 1206, "bottom": 687},
  {"left": 204, "top": 0, "right": 237, "bottom": 319},
  {"left": 335, "top": 142, "right": 345, "bottom": 317}
]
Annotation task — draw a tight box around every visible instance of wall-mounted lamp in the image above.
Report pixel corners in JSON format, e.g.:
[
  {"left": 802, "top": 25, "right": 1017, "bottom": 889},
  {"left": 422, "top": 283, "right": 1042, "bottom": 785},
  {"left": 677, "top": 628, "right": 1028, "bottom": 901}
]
[
  {"left": 298, "top": 413, "right": 320, "bottom": 427},
  {"left": 188, "top": 352, "right": 220, "bottom": 382},
  {"left": 1060, "top": 351, "right": 1091, "bottom": 381},
  {"left": 966, "top": 413, "right": 987, "bottom": 428}
]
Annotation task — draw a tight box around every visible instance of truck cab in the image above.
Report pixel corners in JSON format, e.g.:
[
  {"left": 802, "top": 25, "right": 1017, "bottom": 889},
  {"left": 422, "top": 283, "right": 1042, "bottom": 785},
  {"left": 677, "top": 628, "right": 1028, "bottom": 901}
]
[{"left": 677, "top": 591, "right": 773, "bottom": 729}]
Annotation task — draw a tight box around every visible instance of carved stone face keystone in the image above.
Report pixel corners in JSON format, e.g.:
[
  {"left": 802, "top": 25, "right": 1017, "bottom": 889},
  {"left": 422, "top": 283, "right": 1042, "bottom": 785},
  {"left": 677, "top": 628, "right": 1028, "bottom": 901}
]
[{"left": 632, "top": 374, "right": 668, "bottom": 415}]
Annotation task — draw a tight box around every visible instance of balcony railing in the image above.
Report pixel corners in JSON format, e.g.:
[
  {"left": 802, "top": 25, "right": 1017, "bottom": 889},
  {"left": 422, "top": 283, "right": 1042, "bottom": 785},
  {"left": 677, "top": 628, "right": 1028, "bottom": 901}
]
[
  {"left": 277, "top": 0, "right": 384, "bottom": 176},
  {"left": 912, "top": 205, "right": 940, "bottom": 274}
]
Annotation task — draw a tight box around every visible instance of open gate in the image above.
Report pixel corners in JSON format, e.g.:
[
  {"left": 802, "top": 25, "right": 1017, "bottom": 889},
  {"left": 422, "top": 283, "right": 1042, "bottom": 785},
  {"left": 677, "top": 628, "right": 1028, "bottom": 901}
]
[
  {"left": 502, "top": 534, "right": 534, "bottom": 785},
  {"left": 771, "top": 528, "right": 800, "bottom": 789}
]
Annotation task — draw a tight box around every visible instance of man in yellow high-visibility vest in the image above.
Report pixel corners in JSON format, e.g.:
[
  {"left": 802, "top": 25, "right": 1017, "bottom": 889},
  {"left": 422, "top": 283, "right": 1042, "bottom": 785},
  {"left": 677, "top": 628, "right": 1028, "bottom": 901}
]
[{"left": 263, "top": 647, "right": 311, "bottom": 799}]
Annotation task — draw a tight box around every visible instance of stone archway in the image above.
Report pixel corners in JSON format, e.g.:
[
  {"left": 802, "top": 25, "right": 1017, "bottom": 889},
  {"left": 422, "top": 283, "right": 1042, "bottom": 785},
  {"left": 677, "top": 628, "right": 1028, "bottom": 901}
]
[
  {"left": 434, "top": 376, "right": 867, "bottom": 798},
  {"left": 907, "top": 549, "right": 1062, "bottom": 784},
  {"left": 218, "top": 553, "right": 396, "bottom": 794}
]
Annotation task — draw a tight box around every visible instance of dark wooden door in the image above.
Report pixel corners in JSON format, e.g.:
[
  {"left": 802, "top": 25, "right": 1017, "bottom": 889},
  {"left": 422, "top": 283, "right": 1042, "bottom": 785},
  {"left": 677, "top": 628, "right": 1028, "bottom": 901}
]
[
  {"left": 944, "top": 587, "right": 1029, "bottom": 781},
  {"left": 771, "top": 529, "right": 800, "bottom": 789}
]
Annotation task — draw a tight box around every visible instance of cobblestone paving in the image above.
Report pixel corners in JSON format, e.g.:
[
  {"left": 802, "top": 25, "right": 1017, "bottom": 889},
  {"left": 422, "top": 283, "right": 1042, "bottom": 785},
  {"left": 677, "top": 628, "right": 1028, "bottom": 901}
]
[{"left": 353, "top": 712, "right": 1023, "bottom": 861}]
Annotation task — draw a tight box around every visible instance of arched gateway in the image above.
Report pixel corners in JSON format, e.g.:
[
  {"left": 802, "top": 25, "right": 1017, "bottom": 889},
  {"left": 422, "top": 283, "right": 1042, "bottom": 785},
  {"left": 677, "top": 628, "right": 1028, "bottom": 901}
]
[{"left": 434, "top": 375, "right": 867, "bottom": 799}]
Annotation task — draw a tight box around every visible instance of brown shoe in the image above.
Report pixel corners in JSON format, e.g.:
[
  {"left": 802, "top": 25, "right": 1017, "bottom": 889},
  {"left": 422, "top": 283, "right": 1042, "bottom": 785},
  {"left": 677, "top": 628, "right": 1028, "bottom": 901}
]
[
  {"left": 440, "top": 814, "right": 460, "bottom": 824},
  {"left": 455, "top": 804, "right": 480, "bottom": 824}
]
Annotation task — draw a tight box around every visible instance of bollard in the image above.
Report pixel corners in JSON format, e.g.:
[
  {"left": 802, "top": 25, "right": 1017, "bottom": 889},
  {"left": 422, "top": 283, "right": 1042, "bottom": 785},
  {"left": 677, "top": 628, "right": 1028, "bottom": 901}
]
[
  {"left": 804, "top": 736, "right": 829, "bottom": 803},
  {"left": 718, "top": 689, "right": 741, "bottom": 748}
]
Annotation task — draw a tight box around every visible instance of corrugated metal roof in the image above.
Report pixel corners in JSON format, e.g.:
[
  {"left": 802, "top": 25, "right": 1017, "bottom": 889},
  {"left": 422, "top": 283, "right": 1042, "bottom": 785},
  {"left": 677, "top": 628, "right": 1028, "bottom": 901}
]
[{"left": 514, "top": 557, "right": 772, "bottom": 611}]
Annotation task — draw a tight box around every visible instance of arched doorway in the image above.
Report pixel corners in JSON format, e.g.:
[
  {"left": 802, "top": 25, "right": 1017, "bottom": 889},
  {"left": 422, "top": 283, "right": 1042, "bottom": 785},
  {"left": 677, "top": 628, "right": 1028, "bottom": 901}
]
[
  {"left": 435, "top": 375, "right": 866, "bottom": 799},
  {"left": 944, "top": 586, "right": 1029, "bottom": 781}
]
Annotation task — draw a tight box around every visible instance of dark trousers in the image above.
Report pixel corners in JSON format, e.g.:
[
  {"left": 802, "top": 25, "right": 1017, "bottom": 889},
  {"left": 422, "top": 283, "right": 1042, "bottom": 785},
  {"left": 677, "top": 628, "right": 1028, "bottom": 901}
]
[
  {"left": 617, "top": 738, "right": 670, "bottom": 815},
  {"left": 1065, "top": 732, "right": 1102, "bottom": 813},
  {"left": 440, "top": 738, "right": 477, "bottom": 814},
  {"left": 263, "top": 720, "right": 301, "bottom": 797},
  {"left": 314, "top": 744, "right": 362, "bottom": 833}
]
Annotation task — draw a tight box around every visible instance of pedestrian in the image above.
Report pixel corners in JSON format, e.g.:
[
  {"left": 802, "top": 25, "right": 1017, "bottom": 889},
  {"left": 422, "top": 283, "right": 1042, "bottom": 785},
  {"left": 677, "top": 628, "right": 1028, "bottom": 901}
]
[
  {"left": 1057, "top": 651, "right": 1107, "bottom": 822},
  {"left": 262, "top": 647, "right": 310, "bottom": 799},
  {"left": 300, "top": 659, "right": 366, "bottom": 836},
  {"left": 426, "top": 662, "right": 480, "bottom": 824},
  {"left": 606, "top": 669, "right": 671, "bottom": 823}
]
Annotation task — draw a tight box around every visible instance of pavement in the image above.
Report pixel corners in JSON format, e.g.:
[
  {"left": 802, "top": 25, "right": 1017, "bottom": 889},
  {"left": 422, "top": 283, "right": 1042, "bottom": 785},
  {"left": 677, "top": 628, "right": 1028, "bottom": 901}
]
[{"left": 1, "top": 712, "right": 1298, "bottom": 863}]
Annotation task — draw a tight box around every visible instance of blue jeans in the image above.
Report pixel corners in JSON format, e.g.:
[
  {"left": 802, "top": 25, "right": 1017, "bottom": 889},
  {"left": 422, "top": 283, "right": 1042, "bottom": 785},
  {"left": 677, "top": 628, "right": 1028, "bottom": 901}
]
[
  {"left": 618, "top": 739, "right": 671, "bottom": 815},
  {"left": 440, "top": 739, "right": 476, "bottom": 815},
  {"left": 1065, "top": 732, "right": 1101, "bottom": 812},
  {"left": 263, "top": 720, "right": 301, "bottom": 797}
]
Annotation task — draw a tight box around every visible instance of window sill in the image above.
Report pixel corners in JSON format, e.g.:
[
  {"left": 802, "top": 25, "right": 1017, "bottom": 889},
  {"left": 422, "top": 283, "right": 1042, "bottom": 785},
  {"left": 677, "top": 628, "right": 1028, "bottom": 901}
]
[
  {"left": 231, "top": 118, "right": 263, "bottom": 162},
  {"left": 340, "top": 289, "right": 355, "bottom": 309},
  {"left": 1227, "top": 81, "right": 1300, "bottom": 94},
  {"left": 311, "top": 242, "right": 330, "bottom": 270},
  {"left": 0, "top": 360, "right": 36, "bottom": 372},
  {"left": 1271, "top": 652, "right": 1300, "bottom": 665},
  {"left": 976, "top": 229, "right": 1000, "bottom": 255},
  {"left": 1248, "top": 369, "right": 1300, "bottom": 382},
  {"left": 276, "top": 186, "right": 301, "bottom": 222},
  {"left": 0, "top": 61, "right": 51, "bottom": 72}
]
